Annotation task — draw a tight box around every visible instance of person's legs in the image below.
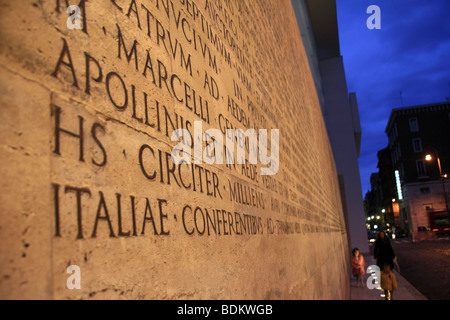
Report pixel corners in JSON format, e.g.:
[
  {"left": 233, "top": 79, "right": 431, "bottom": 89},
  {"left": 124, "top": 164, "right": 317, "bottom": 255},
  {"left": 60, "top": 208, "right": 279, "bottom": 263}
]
[{"left": 385, "top": 290, "right": 392, "bottom": 300}]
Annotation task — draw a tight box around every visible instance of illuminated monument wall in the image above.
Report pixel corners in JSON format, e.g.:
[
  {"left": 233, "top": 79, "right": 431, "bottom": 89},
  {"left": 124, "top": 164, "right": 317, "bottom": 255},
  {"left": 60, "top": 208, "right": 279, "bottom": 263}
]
[{"left": 0, "top": 0, "right": 350, "bottom": 299}]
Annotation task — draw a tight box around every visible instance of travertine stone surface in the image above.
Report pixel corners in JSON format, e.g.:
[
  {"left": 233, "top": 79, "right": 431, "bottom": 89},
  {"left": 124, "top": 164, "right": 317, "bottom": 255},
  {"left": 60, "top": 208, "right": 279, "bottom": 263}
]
[{"left": 0, "top": 0, "right": 350, "bottom": 299}]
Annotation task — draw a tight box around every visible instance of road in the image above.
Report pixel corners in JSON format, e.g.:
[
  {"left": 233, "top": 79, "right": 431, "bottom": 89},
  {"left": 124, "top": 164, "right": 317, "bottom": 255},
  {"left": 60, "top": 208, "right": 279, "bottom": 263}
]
[{"left": 390, "top": 239, "right": 450, "bottom": 300}]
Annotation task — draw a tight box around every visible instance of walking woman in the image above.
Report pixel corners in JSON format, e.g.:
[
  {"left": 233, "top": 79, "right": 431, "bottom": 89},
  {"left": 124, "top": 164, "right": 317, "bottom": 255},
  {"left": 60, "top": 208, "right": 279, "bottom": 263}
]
[{"left": 373, "top": 231, "right": 396, "bottom": 271}]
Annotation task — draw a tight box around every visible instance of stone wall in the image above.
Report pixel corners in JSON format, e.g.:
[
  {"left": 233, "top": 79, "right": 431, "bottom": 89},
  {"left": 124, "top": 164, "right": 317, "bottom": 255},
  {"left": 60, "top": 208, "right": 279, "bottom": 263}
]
[{"left": 0, "top": 0, "right": 350, "bottom": 299}]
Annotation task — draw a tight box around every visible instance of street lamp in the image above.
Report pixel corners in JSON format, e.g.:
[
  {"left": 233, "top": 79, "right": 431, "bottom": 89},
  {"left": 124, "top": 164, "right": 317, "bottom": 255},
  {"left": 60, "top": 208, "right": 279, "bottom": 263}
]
[{"left": 425, "top": 151, "right": 450, "bottom": 235}]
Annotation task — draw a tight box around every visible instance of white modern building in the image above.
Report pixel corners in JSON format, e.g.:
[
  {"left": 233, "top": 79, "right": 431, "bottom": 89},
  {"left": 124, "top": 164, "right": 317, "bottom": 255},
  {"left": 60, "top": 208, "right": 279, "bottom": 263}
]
[{"left": 292, "top": 0, "right": 369, "bottom": 253}]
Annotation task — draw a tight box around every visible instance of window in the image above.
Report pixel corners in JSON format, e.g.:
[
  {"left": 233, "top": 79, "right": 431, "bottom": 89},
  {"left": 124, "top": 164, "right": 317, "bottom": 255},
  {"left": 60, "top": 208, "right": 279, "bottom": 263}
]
[
  {"left": 399, "top": 163, "right": 405, "bottom": 178},
  {"left": 391, "top": 144, "right": 397, "bottom": 164},
  {"left": 389, "top": 124, "right": 399, "bottom": 146},
  {"left": 412, "top": 138, "right": 422, "bottom": 152},
  {"left": 409, "top": 118, "right": 419, "bottom": 132},
  {"left": 416, "top": 160, "right": 427, "bottom": 177},
  {"left": 423, "top": 203, "right": 433, "bottom": 211},
  {"left": 396, "top": 143, "right": 401, "bottom": 160},
  {"left": 391, "top": 143, "right": 402, "bottom": 165},
  {"left": 420, "top": 187, "right": 431, "bottom": 194}
]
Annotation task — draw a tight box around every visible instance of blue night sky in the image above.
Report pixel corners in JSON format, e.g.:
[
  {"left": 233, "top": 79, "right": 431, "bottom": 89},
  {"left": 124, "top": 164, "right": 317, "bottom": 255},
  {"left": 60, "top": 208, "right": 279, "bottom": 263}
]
[{"left": 335, "top": 0, "right": 450, "bottom": 196}]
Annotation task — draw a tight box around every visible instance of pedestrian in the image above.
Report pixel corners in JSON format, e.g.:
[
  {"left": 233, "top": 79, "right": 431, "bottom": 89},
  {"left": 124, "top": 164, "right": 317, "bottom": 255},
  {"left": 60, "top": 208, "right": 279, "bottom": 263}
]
[
  {"left": 374, "top": 231, "right": 396, "bottom": 271},
  {"left": 380, "top": 263, "right": 397, "bottom": 300},
  {"left": 351, "top": 248, "right": 365, "bottom": 287}
]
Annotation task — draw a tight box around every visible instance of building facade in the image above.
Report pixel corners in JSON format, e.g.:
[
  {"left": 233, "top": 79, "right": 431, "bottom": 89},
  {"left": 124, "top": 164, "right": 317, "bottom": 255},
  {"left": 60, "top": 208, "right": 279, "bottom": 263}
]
[
  {"left": 364, "top": 148, "right": 399, "bottom": 238},
  {"left": 292, "top": 0, "right": 369, "bottom": 253},
  {"left": 385, "top": 102, "right": 450, "bottom": 240}
]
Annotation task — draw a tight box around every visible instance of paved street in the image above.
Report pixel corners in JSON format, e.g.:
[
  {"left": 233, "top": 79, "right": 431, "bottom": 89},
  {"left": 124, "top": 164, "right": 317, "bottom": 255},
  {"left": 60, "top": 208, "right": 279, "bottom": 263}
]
[{"left": 390, "top": 238, "right": 450, "bottom": 300}]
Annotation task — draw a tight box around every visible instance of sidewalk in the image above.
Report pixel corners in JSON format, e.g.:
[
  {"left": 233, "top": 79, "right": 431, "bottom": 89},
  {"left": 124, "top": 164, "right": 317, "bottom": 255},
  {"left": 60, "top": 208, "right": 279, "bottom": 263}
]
[{"left": 350, "top": 256, "right": 427, "bottom": 300}]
